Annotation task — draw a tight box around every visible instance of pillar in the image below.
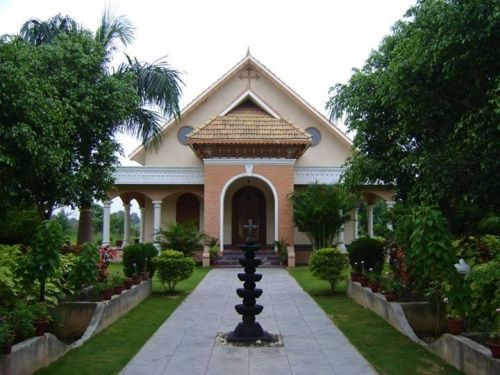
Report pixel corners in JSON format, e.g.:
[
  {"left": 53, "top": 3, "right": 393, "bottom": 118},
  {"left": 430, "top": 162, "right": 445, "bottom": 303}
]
[
  {"left": 367, "top": 204, "right": 375, "bottom": 238},
  {"left": 102, "top": 200, "right": 111, "bottom": 246},
  {"left": 139, "top": 207, "right": 146, "bottom": 243},
  {"left": 352, "top": 207, "right": 359, "bottom": 240},
  {"left": 123, "top": 203, "right": 131, "bottom": 247},
  {"left": 338, "top": 209, "right": 346, "bottom": 252},
  {"left": 152, "top": 200, "right": 162, "bottom": 250},
  {"left": 386, "top": 201, "right": 395, "bottom": 231}
]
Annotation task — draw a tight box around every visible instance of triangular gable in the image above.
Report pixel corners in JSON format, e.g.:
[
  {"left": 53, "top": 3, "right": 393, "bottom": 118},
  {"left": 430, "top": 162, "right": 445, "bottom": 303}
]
[{"left": 130, "top": 53, "right": 351, "bottom": 160}]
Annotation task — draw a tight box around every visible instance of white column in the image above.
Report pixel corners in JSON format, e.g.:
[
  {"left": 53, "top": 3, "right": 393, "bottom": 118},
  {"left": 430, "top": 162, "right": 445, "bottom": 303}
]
[
  {"left": 352, "top": 207, "right": 359, "bottom": 240},
  {"left": 122, "top": 203, "right": 131, "bottom": 247},
  {"left": 367, "top": 204, "right": 375, "bottom": 238},
  {"left": 152, "top": 200, "right": 162, "bottom": 250},
  {"left": 139, "top": 207, "right": 146, "bottom": 243},
  {"left": 386, "top": 201, "right": 395, "bottom": 231},
  {"left": 102, "top": 200, "right": 111, "bottom": 246},
  {"left": 338, "top": 209, "right": 346, "bottom": 252}
]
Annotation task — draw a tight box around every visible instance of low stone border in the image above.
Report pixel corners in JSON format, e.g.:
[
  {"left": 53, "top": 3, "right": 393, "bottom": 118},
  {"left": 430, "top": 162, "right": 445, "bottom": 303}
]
[
  {"left": 0, "top": 280, "right": 152, "bottom": 375},
  {"left": 347, "top": 280, "right": 500, "bottom": 375}
]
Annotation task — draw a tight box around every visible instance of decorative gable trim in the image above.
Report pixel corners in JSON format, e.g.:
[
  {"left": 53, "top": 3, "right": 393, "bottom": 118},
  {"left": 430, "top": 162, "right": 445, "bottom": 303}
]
[{"left": 219, "top": 89, "right": 280, "bottom": 119}]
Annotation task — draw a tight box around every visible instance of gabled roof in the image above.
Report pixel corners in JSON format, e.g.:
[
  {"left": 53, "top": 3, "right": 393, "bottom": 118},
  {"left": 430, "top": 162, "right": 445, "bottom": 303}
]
[
  {"left": 188, "top": 99, "right": 311, "bottom": 144},
  {"left": 129, "top": 52, "right": 352, "bottom": 160}
]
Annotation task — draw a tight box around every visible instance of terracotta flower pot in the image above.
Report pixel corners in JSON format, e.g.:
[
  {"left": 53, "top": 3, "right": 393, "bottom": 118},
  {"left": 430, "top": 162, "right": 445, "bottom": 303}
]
[
  {"left": 350, "top": 272, "right": 360, "bottom": 282},
  {"left": 114, "top": 285, "right": 125, "bottom": 295},
  {"left": 124, "top": 278, "right": 134, "bottom": 289},
  {"left": 33, "top": 319, "right": 49, "bottom": 336},
  {"left": 132, "top": 274, "right": 143, "bottom": 285},
  {"left": 359, "top": 275, "right": 368, "bottom": 287},
  {"left": 446, "top": 318, "right": 464, "bottom": 335},
  {"left": 1, "top": 331, "right": 15, "bottom": 354},
  {"left": 101, "top": 288, "right": 114, "bottom": 301},
  {"left": 384, "top": 292, "right": 397, "bottom": 302},
  {"left": 368, "top": 282, "right": 380, "bottom": 293},
  {"left": 486, "top": 340, "right": 500, "bottom": 359}
]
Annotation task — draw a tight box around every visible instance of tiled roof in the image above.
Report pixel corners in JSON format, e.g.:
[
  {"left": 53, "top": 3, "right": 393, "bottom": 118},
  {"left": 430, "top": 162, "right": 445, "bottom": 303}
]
[{"left": 188, "top": 101, "right": 311, "bottom": 145}]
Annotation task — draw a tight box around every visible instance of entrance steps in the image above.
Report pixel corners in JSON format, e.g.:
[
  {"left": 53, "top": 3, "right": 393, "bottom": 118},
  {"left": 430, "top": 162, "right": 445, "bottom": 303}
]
[{"left": 215, "top": 249, "right": 282, "bottom": 267}]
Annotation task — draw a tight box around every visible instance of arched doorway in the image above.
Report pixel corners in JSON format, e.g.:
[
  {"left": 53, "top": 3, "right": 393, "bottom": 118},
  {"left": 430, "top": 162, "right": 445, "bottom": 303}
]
[
  {"left": 232, "top": 186, "right": 266, "bottom": 245},
  {"left": 176, "top": 193, "right": 200, "bottom": 228}
]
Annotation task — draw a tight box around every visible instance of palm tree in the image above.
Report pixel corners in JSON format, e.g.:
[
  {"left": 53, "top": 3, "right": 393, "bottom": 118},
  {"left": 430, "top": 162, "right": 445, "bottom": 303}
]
[{"left": 21, "top": 11, "right": 183, "bottom": 244}]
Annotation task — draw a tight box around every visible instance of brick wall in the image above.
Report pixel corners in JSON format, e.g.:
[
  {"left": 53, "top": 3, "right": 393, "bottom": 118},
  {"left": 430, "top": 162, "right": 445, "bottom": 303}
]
[{"left": 203, "top": 164, "right": 295, "bottom": 246}]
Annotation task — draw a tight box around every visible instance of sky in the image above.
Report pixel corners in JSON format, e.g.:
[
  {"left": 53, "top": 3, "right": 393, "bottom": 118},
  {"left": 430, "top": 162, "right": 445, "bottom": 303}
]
[{"left": 0, "top": 0, "right": 417, "bottom": 214}]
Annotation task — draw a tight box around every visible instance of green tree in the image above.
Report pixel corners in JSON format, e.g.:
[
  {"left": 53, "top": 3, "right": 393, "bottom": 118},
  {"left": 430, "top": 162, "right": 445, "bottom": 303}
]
[
  {"left": 291, "top": 183, "right": 357, "bottom": 250},
  {"left": 328, "top": 0, "right": 500, "bottom": 234},
  {"left": 20, "top": 12, "right": 182, "bottom": 244}
]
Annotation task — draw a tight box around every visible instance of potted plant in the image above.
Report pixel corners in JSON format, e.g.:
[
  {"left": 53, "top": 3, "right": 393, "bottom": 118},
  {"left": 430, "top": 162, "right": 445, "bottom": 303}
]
[
  {"left": 95, "top": 279, "right": 114, "bottom": 301},
  {"left": 209, "top": 245, "right": 218, "bottom": 266},
  {"left": 31, "top": 303, "right": 51, "bottom": 336},
  {"left": 381, "top": 271, "right": 397, "bottom": 302},
  {"left": 132, "top": 273, "right": 143, "bottom": 285},
  {"left": 275, "top": 239, "right": 289, "bottom": 267},
  {"left": 367, "top": 268, "right": 380, "bottom": 292},
  {"left": 124, "top": 276, "right": 134, "bottom": 289},
  {"left": 110, "top": 273, "right": 125, "bottom": 295},
  {"left": 350, "top": 262, "right": 361, "bottom": 282},
  {"left": 0, "top": 320, "right": 15, "bottom": 355}
]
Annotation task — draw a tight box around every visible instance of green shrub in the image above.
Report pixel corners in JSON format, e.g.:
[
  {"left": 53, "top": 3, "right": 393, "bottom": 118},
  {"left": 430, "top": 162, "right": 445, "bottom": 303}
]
[
  {"left": 468, "top": 259, "right": 500, "bottom": 331},
  {"left": 0, "top": 209, "right": 42, "bottom": 246},
  {"left": 27, "top": 220, "right": 64, "bottom": 302},
  {"left": 453, "top": 236, "right": 495, "bottom": 266},
  {"left": 478, "top": 215, "right": 500, "bottom": 235},
  {"left": 482, "top": 235, "right": 500, "bottom": 260},
  {"left": 309, "top": 248, "right": 348, "bottom": 290},
  {"left": 153, "top": 250, "right": 195, "bottom": 291},
  {"left": 159, "top": 222, "right": 204, "bottom": 256},
  {"left": 0, "top": 244, "right": 24, "bottom": 307},
  {"left": 70, "top": 243, "right": 99, "bottom": 289},
  {"left": 347, "top": 237, "right": 385, "bottom": 274},
  {"left": 6, "top": 302, "right": 35, "bottom": 340},
  {"left": 122, "top": 243, "right": 158, "bottom": 277},
  {"left": 0, "top": 319, "right": 14, "bottom": 351}
]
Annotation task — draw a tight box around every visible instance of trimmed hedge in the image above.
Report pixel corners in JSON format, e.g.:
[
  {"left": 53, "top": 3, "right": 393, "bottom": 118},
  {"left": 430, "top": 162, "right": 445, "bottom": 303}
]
[
  {"left": 153, "top": 250, "right": 195, "bottom": 291},
  {"left": 348, "top": 237, "right": 385, "bottom": 274},
  {"left": 122, "top": 243, "right": 158, "bottom": 277},
  {"left": 309, "top": 248, "right": 348, "bottom": 290}
]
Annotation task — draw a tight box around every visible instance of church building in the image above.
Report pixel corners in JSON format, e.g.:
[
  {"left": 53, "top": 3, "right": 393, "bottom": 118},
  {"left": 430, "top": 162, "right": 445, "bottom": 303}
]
[{"left": 103, "top": 52, "right": 393, "bottom": 266}]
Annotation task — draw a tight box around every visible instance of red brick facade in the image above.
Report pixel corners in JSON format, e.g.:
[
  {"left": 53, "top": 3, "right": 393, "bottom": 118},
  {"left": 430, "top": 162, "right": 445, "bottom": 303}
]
[{"left": 203, "top": 164, "right": 295, "bottom": 248}]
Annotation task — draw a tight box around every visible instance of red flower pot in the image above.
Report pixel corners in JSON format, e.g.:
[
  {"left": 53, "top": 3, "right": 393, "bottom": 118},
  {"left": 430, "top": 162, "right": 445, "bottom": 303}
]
[
  {"left": 114, "top": 285, "right": 125, "bottom": 295},
  {"left": 33, "top": 319, "right": 49, "bottom": 336},
  {"left": 350, "top": 272, "right": 360, "bottom": 282},
  {"left": 101, "top": 288, "right": 113, "bottom": 300},
  {"left": 368, "top": 282, "right": 380, "bottom": 293},
  {"left": 132, "top": 275, "right": 143, "bottom": 285},
  {"left": 1, "top": 331, "right": 15, "bottom": 354},
  {"left": 486, "top": 341, "right": 500, "bottom": 359},
  {"left": 124, "top": 278, "right": 134, "bottom": 289},
  {"left": 359, "top": 275, "right": 368, "bottom": 287},
  {"left": 447, "top": 318, "right": 464, "bottom": 335},
  {"left": 384, "top": 292, "right": 397, "bottom": 302}
]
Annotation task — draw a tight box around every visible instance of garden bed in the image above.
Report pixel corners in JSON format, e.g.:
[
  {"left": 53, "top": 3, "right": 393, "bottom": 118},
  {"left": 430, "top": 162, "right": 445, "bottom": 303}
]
[
  {"left": 0, "top": 280, "right": 151, "bottom": 375},
  {"left": 347, "top": 279, "right": 500, "bottom": 375}
]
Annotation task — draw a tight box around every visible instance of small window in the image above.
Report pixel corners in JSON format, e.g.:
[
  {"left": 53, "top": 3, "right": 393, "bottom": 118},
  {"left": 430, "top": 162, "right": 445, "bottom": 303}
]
[
  {"left": 177, "top": 126, "right": 194, "bottom": 145},
  {"left": 306, "top": 127, "right": 321, "bottom": 146}
]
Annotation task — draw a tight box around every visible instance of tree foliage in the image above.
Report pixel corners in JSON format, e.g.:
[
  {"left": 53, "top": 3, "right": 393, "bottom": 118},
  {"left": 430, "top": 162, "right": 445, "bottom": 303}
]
[
  {"left": 328, "top": 0, "right": 500, "bottom": 233},
  {"left": 291, "top": 183, "right": 357, "bottom": 250}
]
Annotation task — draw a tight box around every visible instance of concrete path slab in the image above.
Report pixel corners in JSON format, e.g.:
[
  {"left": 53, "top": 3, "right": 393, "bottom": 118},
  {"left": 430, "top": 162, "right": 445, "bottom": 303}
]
[{"left": 120, "top": 268, "right": 376, "bottom": 375}]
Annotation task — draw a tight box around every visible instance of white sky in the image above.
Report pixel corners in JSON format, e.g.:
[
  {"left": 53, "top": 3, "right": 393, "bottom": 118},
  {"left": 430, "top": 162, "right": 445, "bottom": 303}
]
[{"left": 0, "top": 0, "right": 416, "bottom": 215}]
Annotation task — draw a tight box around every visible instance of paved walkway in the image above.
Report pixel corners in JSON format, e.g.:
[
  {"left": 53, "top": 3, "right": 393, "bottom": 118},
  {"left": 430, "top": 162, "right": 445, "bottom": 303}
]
[{"left": 121, "top": 268, "right": 376, "bottom": 375}]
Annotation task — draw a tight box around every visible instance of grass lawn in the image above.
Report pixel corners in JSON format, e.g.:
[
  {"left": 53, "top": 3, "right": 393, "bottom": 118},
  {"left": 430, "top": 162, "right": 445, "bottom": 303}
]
[
  {"left": 37, "top": 266, "right": 211, "bottom": 375},
  {"left": 289, "top": 267, "right": 462, "bottom": 375}
]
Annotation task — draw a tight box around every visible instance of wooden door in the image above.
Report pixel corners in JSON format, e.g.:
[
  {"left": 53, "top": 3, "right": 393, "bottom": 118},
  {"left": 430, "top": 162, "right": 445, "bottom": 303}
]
[{"left": 232, "top": 186, "right": 266, "bottom": 245}]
